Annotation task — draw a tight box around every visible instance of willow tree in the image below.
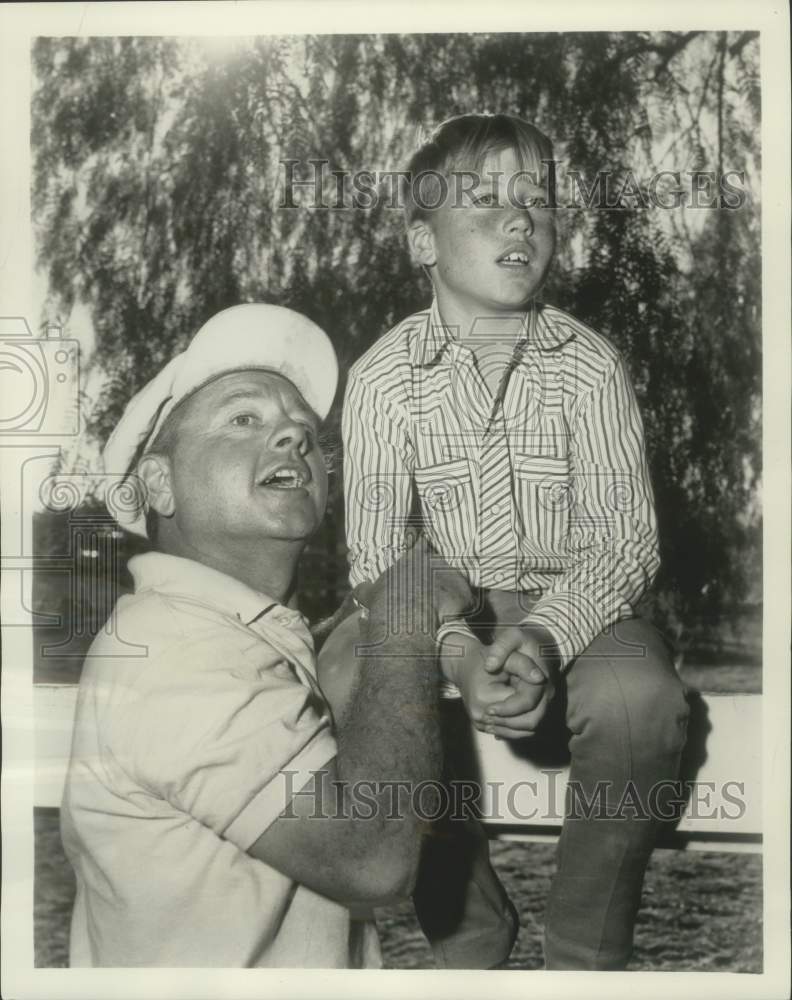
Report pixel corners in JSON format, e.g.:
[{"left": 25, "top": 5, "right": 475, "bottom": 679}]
[{"left": 32, "top": 31, "right": 760, "bottom": 644}]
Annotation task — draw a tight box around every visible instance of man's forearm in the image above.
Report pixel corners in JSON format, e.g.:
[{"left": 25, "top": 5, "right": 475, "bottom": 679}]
[
  {"left": 246, "top": 542, "right": 471, "bottom": 906},
  {"left": 325, "top": 590, "right": 441, "bottom": 898},
  {"left": 335, "top": 595, "right": 441, "bottom": 792}
]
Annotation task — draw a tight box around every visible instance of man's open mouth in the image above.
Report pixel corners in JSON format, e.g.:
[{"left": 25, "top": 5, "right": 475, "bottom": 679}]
[
  {"left": 498, "top": 249, "right": 531, "bottom": 266},
  {"left": 258, "top": 466, "right": 309, "bottom": 489}
]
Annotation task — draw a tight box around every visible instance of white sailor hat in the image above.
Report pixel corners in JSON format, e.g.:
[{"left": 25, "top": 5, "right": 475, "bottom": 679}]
[{"left": 102, "top": 303, "right": 338, "bottom": 537}]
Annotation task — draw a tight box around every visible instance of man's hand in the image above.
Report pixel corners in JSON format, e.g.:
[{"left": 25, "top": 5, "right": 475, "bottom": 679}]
[{"left": 479, "top": 624, "right": 560, "bottom": 738}]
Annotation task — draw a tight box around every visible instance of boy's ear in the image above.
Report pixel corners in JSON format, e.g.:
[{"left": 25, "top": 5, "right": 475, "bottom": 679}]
[
  {"left": 137, "top": 453, "right": 176, "bottom": 518},
  {"left": 407, "top": 218, "right": 437, "bottom": 268}
]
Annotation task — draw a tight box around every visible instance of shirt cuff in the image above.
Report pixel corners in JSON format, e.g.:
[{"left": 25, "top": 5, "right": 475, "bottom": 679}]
[
  {"left": 519, "top": 602, "right": 586, "bottom": 670},
  {"left": 436, "top": 619, "right": 477, "bottom": 645}
]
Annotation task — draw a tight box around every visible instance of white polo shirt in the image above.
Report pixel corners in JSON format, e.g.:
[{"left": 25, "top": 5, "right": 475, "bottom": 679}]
[{"left": 60, "top": 552, "right": 381, "bottom": 968}]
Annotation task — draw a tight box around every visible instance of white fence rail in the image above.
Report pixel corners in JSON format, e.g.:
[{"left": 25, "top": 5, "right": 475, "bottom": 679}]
[{"left": 27, "top": 684, "right": 761, "bottom": 853}]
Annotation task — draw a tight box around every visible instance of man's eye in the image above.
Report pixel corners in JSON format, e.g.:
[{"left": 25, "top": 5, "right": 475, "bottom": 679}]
[
  {"left": 472, "top": 192, "right": 500, "bottom": 207},
  {"left": 300, "top": 423, "right": 319, "bottom": 446},
  {"left": 230, "top": 413, "right": 257, "bottom": 427}
]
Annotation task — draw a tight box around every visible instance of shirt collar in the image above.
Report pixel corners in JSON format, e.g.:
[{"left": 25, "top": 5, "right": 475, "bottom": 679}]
[
  {"left": 411, "top": 299, "right": 574, "bottom": 367},
  {"left": 128, "top": 551, "right": 307, "bottom": 630}
]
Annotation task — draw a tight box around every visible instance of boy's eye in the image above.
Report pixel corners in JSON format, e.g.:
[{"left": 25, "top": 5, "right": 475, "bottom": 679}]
[{"left": 472, "top": 192, "right": 500, "bottom": 207}]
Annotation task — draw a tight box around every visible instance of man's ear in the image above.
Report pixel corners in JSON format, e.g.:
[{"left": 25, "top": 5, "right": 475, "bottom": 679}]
[
  {"left": 407, "top": 218, "right": 437, "bottom": 268},
  {"left": 137, "top": 453, "right": 176, "bottom": 518}
]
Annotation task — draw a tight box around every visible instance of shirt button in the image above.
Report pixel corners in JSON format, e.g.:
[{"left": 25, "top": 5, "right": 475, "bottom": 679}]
[{"left": 492, "top": 504, "right": 501, "bottom": 515}]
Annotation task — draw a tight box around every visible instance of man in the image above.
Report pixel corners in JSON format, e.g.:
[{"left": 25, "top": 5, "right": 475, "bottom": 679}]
[{"left": 60, "top": 303, "right": 470, "bottom": 967}]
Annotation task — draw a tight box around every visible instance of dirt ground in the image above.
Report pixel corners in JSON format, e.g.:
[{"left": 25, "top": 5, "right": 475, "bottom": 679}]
[
  {"left": 377, "top": 839, "right": 763, "bottom": 971},
  {"left": 35, "top": 810, "right": 762, "bottom": 972}
]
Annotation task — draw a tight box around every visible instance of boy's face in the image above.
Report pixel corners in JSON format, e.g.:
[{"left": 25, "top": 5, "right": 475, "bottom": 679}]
[
  {"left": 411, "top": 146, "right": 555, "bottom": 326},
  {"left": 152, "top": 369, "right": 328, "bottom": 551}
]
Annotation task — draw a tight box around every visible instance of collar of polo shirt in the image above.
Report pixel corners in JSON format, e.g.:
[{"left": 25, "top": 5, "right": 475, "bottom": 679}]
[{"left": 129, "top": 551, "right": 308, "bottom": 630}]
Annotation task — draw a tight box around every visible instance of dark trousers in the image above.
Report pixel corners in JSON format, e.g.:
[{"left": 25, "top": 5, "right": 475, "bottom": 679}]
[
  {"left": 411, "top": 756, "right": 519, "bottom": 968},
  {"left": 542, "top": 617, "right": 689, "bottom": 968},
  {"left": 414, "top": 610, "right": 689, "bottom": 970}
]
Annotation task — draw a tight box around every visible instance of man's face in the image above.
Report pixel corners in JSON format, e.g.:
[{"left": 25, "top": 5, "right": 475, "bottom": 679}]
[
  {"left": 163, "top": 369, "right": 328, "bottom": 549},
  {"left": 416, "top": 146, "right": 556, "bottom": 326}
]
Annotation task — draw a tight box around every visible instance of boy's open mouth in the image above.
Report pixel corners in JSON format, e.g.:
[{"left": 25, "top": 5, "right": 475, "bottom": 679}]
[{"left": 258, "top": 464, "right": 310, "bottom": 490}]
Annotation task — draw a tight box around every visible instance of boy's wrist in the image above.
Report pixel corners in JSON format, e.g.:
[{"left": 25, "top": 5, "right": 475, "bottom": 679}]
[
  {"left": 444, "top": 658, "right": 478, "bottom": 703},
  {"left": 439, "top": 649, "right": 465, "bottom": 688},
  {"left": 438, "top": 631, "right": 483, "bottom": 690},
  {"left": 519, "top": 622, "right": 561, "bottom": 672}
]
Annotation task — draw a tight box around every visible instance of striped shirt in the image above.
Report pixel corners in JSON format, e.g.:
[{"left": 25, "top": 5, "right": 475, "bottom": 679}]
[{"left": 342, "top": 300, "right": 659, "bottom": 668}]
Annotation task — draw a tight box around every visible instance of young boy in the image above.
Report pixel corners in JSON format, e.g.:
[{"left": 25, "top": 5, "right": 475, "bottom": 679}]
[{"left": 341, "top": 114, "right": 690, "bottom": 969}]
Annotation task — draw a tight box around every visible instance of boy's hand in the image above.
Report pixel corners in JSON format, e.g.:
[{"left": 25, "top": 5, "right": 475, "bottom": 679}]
[
  {"left": 442, "top": 636, "right": 514, "bottom": 727},
  {"left": 462, "top": 664, "right": 516, "bottom": 731},
  {"left": 440, "top": 631, "right": 544, "bottom": 738},
  {"left": 480, "top": 624, "right": 560, "bottom": 738}
]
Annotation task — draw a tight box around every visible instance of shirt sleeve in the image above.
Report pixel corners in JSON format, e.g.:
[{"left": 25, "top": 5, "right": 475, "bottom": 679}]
[
  {"left": 110, "top": 635, "right": 338, "bottom": 850},
  {"left": 522, "top": 355, "right": 660, "bottom": 668},
  {"left": 342, "top": 369, "right": 416, "bottom": 587}
]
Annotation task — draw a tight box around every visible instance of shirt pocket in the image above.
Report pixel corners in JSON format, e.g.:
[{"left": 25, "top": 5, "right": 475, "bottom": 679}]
[
  {"left": 513, "top": 453, "right": 571, "bottom": 557},
  {"left": 414, "top": 458, "right": 472, "bottom": 517},
  {"left": 413, "top": 401, "right": 466, "bottom": 466}
]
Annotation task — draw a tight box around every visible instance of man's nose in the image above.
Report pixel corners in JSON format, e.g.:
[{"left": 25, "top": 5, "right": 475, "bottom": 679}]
[{"left": 269, "top": 418, "right": 309, "bottom": 453}]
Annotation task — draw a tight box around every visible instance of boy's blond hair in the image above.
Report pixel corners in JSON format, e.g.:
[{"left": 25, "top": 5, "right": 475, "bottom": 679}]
[{"left": 402, "top": 113, "right": 555, "bottom": 225}]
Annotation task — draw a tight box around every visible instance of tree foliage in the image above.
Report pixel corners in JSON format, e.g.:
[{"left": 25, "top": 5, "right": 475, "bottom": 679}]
[{"left": 32, "top": 31, "right": 761, "bottom": 640}]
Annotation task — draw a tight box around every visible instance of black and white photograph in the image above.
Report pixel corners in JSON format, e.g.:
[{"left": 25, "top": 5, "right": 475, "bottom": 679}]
[{"left": 1, "top": 2, "right": 789, "bottom": 998}]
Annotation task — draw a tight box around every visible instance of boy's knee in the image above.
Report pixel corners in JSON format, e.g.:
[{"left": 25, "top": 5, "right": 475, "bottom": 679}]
[
  {"left": 567, "top": 620, "right": 690, "bottom": 759},
  {"left": 627, "top": 661, "right": 690, "bottom": 760},
  {"left": 614, "top": 620, "right": 689, "bottom": 733}
]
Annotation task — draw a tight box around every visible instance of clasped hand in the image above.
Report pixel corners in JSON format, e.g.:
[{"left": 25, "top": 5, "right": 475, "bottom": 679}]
[{"left": 453, "top": 625, "right": 560, "bottom": 739}]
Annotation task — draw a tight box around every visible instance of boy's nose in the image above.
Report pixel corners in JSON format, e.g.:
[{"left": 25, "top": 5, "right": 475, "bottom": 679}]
[{"left": 505, "top": 208, "right": 534, "bottom": 237}]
